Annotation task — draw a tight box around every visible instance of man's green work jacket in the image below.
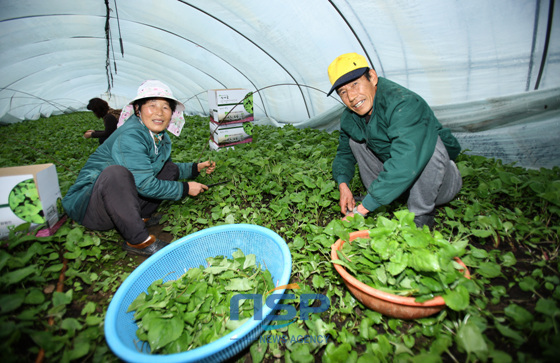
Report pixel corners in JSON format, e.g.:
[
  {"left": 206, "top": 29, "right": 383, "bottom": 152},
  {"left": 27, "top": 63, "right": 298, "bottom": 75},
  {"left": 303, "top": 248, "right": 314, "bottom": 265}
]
[
  {"left": 332, "top": 77, "right": 461, "bottom": 213},
  {"left": 62, "top": 115, "right": 197, "bottom": 223}
]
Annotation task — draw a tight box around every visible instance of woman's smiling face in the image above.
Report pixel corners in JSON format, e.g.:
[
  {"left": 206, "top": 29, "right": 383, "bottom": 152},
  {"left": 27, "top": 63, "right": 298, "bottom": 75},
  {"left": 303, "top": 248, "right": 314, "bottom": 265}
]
[{"left": 137, "top": 98, "right": 172, "bottom": 133}]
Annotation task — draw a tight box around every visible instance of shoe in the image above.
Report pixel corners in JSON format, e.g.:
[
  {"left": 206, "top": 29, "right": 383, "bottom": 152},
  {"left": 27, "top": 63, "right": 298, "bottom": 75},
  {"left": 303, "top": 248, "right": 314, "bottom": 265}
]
[
  {"left": 414, "top": 211, "right": 435, "bottom": 230},
  {"left": 142, "top": 214, "right": 163, "bottom": 228},
  {"left": 122, "top": 235, "right": 169, "bottom": 257}
]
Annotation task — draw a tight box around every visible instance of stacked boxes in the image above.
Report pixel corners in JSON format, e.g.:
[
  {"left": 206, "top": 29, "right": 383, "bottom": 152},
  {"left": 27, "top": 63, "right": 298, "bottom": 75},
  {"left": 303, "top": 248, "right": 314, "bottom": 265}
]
[
  {"left": 208, "top": 88, "right": 254, "bottom": 124},
  {"left": 0, "top": 163, "right": 62, "bottom": 239},
  {"left": 208, "top": 89, "right": 254, "bottom": 150}
]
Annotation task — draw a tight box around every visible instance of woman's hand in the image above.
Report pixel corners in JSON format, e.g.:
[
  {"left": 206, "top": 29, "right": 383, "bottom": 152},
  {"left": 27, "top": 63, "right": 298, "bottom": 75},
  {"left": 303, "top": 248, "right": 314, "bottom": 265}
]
[
  {"left": 198, "top": 160, "right": 216, "bottom": 175},
  {"left": 188, "top": 182, "right": 209, "bottom": 196},
  {"left": 83, "top": 130, "right": 94, "bottom": 138}
]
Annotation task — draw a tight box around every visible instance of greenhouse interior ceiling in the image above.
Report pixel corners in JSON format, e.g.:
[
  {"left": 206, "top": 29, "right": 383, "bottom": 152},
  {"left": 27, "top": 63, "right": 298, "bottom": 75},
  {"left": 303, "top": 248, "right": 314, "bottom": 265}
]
[{"left": 0, "top": 0, "right": 559, "bottom": 169}]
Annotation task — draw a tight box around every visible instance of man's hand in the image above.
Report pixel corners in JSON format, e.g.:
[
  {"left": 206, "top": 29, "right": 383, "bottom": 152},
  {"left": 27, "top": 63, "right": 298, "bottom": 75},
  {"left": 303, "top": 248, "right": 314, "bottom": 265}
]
[
  {"left": 198, "top": 160, "right": 216, "bottom": 175},
  {"left": 342, "top": 204, "right": 369, "bottom": 222},
  {"left": 339, "top": 182, "right": 355, "bottom": 215},
  {"left": 188, "top": 181, "right": 208, "bottom": 196},
  {"left": 355, "top": 204, "right": 369, "bottom": 216}
]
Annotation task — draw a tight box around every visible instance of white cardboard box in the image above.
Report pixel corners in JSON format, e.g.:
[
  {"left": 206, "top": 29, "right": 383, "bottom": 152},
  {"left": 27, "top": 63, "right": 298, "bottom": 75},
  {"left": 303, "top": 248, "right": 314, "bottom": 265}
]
[
  {"left": 209, "top": 120, "right": 244, "bottom": 134},
  {"left": 210, "top": 121, "right": 252, "bottom": 144},
  {"left": 209, "top": 135, "right": 253, "bottom": 151},
  {"left": 208, "top": 88, "right": 251, "bottom": 106},
  {"left": 208, "top": 89, "right": 254, "bottom": 123},
  {"left": 209, "top": 138, "right": 234, "bottom": 151},
  {"left": 209, "top": 121, "right": 253, "bottom": 144},
  {"left": 0, "top": 163, "right": 62, "bottom": 239}
]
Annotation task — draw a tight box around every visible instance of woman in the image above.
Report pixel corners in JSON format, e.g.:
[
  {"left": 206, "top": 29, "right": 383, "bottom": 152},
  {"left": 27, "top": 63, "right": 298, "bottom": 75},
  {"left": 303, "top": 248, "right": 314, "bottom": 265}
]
[
  {"left": 84, "top": 98, "right": 119, "bottom": 144},
  {"left": 63, "top": 80, "right": 216, "bottom": 256}
]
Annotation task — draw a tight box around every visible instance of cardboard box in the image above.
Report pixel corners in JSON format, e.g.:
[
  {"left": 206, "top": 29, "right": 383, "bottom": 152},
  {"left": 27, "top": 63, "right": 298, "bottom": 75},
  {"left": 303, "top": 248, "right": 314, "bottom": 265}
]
[
  {"left": 209, "top": 121, "right": 253, "bottom": 144},
  {"left": 209, "top": 135, "right": 253, "bottom": 151},
  {"left": 209, "top": 138, "right": 234, "bottom": 151},
  {"left": 0, "top": 163, "right": 62, "bottom": 239},
  {"left": 209, "top": 88, "right": 252, "bottom": 107},
  {"left": 208, "top": 89, "right": 254, "bottom": 124},
  {"left": 209, "top": 105, "right": 254, "bottom": 123}
]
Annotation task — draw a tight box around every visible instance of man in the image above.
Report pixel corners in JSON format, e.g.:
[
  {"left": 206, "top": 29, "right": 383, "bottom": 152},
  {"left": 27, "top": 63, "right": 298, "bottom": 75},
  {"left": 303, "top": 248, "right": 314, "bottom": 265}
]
[{"left": 327, "top": 53, "right": 462, "bottom": 228}]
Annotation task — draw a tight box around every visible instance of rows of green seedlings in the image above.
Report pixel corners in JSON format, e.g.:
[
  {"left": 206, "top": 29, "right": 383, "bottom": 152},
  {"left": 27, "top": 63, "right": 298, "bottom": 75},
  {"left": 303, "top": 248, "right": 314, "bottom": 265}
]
[
  {"left": 162, "top": 117, "right": 343, "bottom": 239},
  {"left": 0, "top": 113, "right": 131, "bottom": 362},
  {"left": 0, "top": 113, "right": 559, "bottom": 362},
  {"left": 0, "top": 222, "right": 131, "bottom": 362}
]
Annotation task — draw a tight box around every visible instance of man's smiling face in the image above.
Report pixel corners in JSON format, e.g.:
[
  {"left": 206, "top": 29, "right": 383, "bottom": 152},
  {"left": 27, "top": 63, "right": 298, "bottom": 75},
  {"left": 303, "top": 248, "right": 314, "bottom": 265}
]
[{"left": 337, "top": 69, "right": 378, "bottom": 117}]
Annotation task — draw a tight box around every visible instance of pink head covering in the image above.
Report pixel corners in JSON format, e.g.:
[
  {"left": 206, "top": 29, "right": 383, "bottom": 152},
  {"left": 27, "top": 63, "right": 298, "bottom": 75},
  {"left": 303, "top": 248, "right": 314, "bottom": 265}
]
[{"left": 117, "top": 80, "right": 186, "bottom": 136}]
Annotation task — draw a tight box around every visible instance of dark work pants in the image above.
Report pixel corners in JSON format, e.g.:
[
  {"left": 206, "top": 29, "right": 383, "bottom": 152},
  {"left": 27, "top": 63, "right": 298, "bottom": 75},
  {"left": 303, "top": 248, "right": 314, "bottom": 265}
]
[
  {"left": 82, "top": 161, "right": 179, "bottom": 244},
  {"left": 349, "top": 137, "right": 462, "bottom": 218}
]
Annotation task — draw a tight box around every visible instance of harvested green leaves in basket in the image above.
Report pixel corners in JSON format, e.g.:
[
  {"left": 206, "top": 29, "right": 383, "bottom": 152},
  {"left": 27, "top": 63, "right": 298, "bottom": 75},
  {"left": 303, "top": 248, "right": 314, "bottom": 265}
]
[
  {"left": 127, "top": 249, "right": 275, "bottom": 354},
  {"left": 333, "top": 210, "right": 471, "bottom": 307}
]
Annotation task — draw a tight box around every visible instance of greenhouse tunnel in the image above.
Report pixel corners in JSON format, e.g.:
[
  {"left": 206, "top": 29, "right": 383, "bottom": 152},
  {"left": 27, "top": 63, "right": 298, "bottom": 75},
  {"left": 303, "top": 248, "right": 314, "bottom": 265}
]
[{"left": 1, "top": 0, "right": 559, "bottom": 169}]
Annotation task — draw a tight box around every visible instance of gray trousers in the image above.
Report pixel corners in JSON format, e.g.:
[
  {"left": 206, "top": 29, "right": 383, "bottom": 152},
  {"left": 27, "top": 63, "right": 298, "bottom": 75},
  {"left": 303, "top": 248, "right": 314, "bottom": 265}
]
[
  {"left": 82, "top": 161, "right": 179, "bottom": 244},
  {"left": 349, "top": 137, "right": 462, "bottom": 217}
]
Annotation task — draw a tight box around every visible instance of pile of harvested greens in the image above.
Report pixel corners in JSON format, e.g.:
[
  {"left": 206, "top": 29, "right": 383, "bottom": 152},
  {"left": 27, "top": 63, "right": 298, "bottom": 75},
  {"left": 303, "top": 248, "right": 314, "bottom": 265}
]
[
  {"left": 127, "top": 250, "right": 274, "bottom": 354},
  {"left": 333, "top": 211, "right": 471, "bottom": 310}
]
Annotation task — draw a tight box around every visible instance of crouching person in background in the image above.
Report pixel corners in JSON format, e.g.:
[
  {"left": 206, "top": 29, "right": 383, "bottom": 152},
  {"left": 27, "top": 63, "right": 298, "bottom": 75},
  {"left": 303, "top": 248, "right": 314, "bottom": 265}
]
[
  {"left": 63, "top": 80, "right": 216, "bottom": 256},
  {"left": 83, "top": 97, "right": 120, "bottom": 145}
]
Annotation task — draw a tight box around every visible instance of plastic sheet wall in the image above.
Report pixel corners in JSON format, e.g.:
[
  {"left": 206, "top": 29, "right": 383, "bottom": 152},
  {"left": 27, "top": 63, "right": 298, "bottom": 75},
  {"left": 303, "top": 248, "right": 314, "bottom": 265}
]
[{"left": 1, "top": 0, "right": 559, "bottom": 169}]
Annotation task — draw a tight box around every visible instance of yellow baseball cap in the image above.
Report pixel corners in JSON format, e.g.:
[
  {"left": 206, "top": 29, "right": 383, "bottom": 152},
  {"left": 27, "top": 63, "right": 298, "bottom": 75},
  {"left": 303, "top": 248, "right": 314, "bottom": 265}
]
[{"left": 327, "top": 53, "right": 369, "bottom": 96}]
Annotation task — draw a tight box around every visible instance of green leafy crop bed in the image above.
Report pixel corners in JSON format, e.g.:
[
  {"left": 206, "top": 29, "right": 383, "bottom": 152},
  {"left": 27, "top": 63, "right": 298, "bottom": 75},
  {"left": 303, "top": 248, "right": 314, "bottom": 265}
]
[{"left": 0, "top": 113, "right": 559, "bottom": 362}]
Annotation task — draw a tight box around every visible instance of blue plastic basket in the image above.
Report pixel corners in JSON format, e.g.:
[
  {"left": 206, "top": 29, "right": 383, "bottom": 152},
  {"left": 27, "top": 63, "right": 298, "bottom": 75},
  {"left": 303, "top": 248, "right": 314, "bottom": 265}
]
[{"left": 104, "top": 224, "right": 292, "bottom": 362}]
